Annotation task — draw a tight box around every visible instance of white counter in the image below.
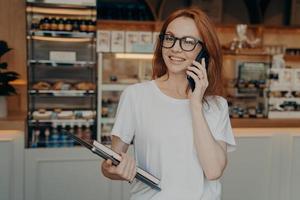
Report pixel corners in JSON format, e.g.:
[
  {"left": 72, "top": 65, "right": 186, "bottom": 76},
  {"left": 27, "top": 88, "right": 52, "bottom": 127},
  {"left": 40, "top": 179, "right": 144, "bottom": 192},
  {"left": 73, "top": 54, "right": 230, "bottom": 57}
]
[
  {"left": 1, "top": 128, "right": 300, "bottom": 200},
  {"left": 0, "top": 130, "right": 24, "bottom": 200}
]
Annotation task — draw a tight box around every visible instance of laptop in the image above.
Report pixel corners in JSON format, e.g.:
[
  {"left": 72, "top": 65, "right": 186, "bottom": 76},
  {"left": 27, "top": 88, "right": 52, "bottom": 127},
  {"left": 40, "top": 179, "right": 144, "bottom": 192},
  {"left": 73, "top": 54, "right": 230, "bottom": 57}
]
[{"left": 67, "top": 133, "right": 161, "bottom": 191}]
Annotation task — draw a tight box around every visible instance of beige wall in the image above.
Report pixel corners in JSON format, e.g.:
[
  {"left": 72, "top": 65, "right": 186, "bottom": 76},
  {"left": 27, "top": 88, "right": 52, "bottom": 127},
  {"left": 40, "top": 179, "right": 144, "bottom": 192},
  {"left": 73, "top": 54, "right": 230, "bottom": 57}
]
[{"left": 0, "top": 0, "right": 27, "bottom": 113}]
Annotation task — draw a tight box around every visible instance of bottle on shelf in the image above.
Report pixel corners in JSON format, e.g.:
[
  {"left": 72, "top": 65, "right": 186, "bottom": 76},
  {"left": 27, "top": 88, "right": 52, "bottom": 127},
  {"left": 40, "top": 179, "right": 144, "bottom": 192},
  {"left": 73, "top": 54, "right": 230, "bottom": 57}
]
[
  {"left": 82, "top": 122, "right": 92, "bottom": 143},
  {"left": 49, "top": 123, "right": 59, "bottom": 148},
  {"left": 31, "top": 127, "right": 39, "bottom": 148},
  {"left": 87, "top": 20, "right": 96, "bottom": 32},
  {"left": 79, "top": 19, "right": 88, "bottom": 32},
  {"left": 67, "top": 123, "right": 75, "bottom": 147},
  {"left": 50, "top": 17, "right": 58, "bottom": 31},
  {"left": 40, "top": 17, "right": 51, "bottom": 30},
  {"left": 72, "top": 19, "right": 80, "bottom": 32},
  {"left": 57, "top": 18, "right": 65, "bottom": 31},
  {"left": 60, "top": 123, "right": 69, "bottom": 147},
  {"left": 44, "top": 127, "right": 51, "bottom": 147},
  {"left": 65, "top": 18, "right": 73, "bottom": 32}
]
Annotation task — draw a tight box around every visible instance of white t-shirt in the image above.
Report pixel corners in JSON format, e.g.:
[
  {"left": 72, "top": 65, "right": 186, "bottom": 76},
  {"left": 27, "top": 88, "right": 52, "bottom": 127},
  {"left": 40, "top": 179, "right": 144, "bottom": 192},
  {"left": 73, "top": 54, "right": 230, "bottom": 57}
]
[{"left": 111, "top": 80, "right": 236, "bottom": 200}]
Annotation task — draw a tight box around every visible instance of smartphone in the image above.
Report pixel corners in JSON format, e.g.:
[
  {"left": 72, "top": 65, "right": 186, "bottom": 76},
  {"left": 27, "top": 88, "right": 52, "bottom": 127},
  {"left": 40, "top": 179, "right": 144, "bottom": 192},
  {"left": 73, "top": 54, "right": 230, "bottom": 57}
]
[{"left": 187, "top": 48, "right": 210, "bottom": 92}]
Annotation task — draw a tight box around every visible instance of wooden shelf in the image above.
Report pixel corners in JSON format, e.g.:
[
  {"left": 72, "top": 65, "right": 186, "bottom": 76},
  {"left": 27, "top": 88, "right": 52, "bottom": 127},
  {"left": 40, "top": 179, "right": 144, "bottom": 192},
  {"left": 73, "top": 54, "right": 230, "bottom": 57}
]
[
  {"left": 231, "top": 118, "right": 300, "bottom": 128},
  {"left": 216, "top": 24, "right": 300, "bottom": 32},
  {"left": 96, "top": 20, "right": 300, "bottom": 38},
  {"left": 97, "top": 20, "right": 161, "bottom": 31},
  {"left": 223, "top": 52, "right": 272, "bottom": 61},
  {"left": 284, "top": 55, "right": 300, "bottom": 62}
]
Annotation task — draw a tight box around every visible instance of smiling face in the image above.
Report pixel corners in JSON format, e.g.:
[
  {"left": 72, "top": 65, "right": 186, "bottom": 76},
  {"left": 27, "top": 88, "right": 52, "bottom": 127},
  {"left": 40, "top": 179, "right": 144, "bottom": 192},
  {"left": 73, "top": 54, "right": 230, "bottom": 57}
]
[{"left": 162, "top": 16, "right": 202, "bottom": 76}]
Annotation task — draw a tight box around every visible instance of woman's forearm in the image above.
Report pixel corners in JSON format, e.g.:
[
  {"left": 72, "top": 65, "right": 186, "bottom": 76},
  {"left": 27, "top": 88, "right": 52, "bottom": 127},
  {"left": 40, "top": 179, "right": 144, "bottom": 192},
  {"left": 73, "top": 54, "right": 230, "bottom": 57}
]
[{"left": 191, "top": 104, "right": 227, "bottom": 180}]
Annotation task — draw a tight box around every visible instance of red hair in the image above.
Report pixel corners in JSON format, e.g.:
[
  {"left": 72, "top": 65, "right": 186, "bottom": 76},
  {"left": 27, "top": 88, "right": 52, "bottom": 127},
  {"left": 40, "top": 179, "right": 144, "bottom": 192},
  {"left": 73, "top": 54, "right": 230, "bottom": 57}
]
[{"left": 152, "top": 7, "right": 224, "bottom": 97}]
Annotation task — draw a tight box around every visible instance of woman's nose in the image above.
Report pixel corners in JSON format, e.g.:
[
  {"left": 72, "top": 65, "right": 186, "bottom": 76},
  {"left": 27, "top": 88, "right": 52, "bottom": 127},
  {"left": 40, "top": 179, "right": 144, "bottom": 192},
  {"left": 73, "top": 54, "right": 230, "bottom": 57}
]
[{"left": 171, "top": 39, "right": 182, "bottom": 52}]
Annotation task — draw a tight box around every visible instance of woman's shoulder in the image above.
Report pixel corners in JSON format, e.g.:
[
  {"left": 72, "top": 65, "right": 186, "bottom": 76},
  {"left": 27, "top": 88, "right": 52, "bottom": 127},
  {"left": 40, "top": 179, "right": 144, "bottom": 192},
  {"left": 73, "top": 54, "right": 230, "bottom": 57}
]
[
  {"left": 204, "top": 95, "right": 229, "bottom": 112},
  {"left": 122, "top": 81, "right": 153, "bottom": 97}
]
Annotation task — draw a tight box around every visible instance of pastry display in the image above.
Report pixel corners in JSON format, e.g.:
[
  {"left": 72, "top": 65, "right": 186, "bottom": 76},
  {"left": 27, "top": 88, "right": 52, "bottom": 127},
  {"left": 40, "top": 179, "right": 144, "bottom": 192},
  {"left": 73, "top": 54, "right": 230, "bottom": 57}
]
[
  {"left": 32, "top": 81, "right": 51, "bottom": 90},
  {"left": 27, "top": 6, "right": 97, "bottom": 149},
  {"left": 52, "top": 81, "right": 72, "bottom": 90},
  {"left": 32, "top": 109, "right": 53, "bottom": 120},
  {"left": 57, "top": 111, "right": 74, "bottom": 119},
  {"left": 32, "top": 81, "right": 96, "bottom": 91},
  {"left": 73, "top": 82, "right": 95, "bottom": 90},
  {"left": 81, "top": 111, "right": 96, "bottom": 119}
]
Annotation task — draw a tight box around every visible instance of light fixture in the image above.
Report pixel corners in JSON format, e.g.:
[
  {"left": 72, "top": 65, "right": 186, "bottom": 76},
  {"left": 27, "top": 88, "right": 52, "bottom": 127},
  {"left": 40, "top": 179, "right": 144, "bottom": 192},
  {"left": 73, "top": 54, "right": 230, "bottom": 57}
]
[
  {"left": 115, "top": 53, "right": 153, "bottom": 59},
  {"left": 28, "top": 36, "right": 92, "bottom": 42}
]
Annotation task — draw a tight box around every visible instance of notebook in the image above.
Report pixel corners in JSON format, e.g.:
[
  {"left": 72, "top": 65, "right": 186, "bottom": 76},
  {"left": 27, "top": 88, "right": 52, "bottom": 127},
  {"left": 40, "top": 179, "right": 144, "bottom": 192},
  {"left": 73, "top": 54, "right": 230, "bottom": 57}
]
[{"left": 67, "top": 133, "right": 161, "bottom": 191}]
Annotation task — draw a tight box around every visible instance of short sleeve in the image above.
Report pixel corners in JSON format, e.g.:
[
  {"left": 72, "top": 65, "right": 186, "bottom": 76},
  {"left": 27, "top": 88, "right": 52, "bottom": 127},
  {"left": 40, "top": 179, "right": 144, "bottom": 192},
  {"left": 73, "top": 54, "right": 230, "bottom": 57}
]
[
  {"left": 211, "top": 97, "right": 236, "bottom": 152},
  {"left": 111, "top": 87, "right": 136, "bottom": 144}
]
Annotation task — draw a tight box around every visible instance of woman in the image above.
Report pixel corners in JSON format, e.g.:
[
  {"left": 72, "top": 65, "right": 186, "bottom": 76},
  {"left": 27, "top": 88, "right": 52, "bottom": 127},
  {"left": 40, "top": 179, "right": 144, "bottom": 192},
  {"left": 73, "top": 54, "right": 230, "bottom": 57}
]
[{"left": 101, "top": 7, "right": 236, "bottom": 200}]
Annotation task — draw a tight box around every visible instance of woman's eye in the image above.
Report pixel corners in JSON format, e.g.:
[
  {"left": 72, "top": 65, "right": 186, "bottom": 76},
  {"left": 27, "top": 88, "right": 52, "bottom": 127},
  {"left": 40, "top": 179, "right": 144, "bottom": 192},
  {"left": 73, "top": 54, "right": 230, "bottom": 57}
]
[
  {"left": 165, "top": 35, "right": 174, "bottom": 41},
  {"left": 184, "top": 38, "right": 196, "bottom": 45}
]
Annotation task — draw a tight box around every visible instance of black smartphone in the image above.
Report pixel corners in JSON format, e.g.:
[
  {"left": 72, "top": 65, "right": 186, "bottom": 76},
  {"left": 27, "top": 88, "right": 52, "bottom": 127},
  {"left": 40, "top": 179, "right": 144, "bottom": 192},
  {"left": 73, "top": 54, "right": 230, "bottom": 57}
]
[{"left": 187, "top": 48, "right": 210, "bottom": 92}]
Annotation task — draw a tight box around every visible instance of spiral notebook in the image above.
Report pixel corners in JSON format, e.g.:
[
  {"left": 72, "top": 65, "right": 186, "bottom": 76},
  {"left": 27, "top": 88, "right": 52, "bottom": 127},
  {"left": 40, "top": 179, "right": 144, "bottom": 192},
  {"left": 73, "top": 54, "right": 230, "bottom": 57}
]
[{"left": 67, "top": 133, "right": 161, "bottom": 191}]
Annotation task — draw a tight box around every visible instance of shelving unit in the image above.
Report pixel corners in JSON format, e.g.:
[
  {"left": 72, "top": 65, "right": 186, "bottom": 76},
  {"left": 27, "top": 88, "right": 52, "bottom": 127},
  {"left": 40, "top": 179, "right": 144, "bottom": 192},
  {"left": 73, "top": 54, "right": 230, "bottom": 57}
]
[
  {"left": 97, "top": 19, "right": 154, "bottom": 143},
  {"left": 95, "top": 20, "right": 300, "bottom": 138},
  {"left": 26, "top": 2, "right": 97, "bottom": 148},
  {"left": 224, "top": 52, "right": 272, "bottom": 119},
  {"left": 268, "top": 67, "right": 300, "bottom": 119},
  {"left": 98, "top": 52, "right": 152, "bottom": 144}
]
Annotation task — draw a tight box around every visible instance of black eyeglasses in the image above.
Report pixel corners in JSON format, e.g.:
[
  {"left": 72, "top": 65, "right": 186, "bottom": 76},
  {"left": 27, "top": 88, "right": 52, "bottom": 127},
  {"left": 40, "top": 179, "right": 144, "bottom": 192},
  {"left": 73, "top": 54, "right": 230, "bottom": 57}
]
[{"left": 159, "top": 34, "right": 203, "bottom": 52}]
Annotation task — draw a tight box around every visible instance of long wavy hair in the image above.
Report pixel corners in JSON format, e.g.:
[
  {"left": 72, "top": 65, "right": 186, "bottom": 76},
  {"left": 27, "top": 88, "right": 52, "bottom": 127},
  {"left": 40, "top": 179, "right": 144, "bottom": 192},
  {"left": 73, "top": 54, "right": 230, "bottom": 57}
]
[{"left": 152, "top": 7, "right": 224, "bottom": 97}]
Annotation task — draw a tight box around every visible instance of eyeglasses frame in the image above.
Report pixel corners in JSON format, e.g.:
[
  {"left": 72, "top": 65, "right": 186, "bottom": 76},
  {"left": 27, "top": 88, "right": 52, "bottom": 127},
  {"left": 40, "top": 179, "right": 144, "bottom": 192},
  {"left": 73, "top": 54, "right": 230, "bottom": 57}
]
[{"left": 159, "top": 34, "right": 204, "bottom": 52}]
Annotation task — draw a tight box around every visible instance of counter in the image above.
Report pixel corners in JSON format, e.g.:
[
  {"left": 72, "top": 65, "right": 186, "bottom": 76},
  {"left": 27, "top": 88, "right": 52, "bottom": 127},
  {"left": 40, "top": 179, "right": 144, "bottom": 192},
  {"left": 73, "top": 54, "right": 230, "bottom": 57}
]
[
  {"left": 0, "top": 130, "right": 24, "bottom": 200},
  {"left": 1, "top": 128, "right": 300, "bottom": 200},
  {"left": 1, "top": 114, "right": 299, "bottom": 132}
]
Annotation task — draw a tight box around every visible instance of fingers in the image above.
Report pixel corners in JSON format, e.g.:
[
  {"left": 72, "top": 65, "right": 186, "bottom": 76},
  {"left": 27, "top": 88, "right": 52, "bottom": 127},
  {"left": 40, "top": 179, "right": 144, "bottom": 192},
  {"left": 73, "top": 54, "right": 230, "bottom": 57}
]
[
  {"left": 129, "top": 161, "right": 137, "bottom": 182},
  {"left": 103, "top": 159, "right": 117, "bottom": 174},
  {"left": 102, "top": 152, "right": 136, "bottom": 182},
  {"left": 187, "top": 58, "right": 209, "bottom": 89},
  {"left": 186, "top": 70, "right": 201, "bottom": 86},
  {"left": 187, "top": 66, "right": 205, "bottom": 82},
  {"left": 120, "top": 152, "right": 136, "bottom": 182},
  {"left": 189, "top": 58, "right": 207, "bottom": 80},
  {"left": 102, "top": 159, "right": 112, "bottom": 169}
]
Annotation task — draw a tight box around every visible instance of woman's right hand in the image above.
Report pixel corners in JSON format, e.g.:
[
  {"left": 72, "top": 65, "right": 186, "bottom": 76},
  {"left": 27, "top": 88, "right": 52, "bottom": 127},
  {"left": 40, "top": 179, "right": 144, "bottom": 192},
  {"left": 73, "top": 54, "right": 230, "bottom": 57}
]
[{"left": 101, "top": 152, "right": 136, "bottom": 182}]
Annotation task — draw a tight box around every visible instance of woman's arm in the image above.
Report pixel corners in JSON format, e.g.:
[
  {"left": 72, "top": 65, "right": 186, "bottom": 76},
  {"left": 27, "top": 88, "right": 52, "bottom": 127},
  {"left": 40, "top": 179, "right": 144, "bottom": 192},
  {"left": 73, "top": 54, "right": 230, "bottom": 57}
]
[
  {"left": 187, "top": 60, "right": 227, "bottom": 180},
  {"left": 101, "top": 136, "right": 136, "bottom": 181},
  {"left": 191, "top": 103, "right": 227, "bottom": 180},
  {"left": 111, "top": 135, "right": 129, "bottom": 153}
]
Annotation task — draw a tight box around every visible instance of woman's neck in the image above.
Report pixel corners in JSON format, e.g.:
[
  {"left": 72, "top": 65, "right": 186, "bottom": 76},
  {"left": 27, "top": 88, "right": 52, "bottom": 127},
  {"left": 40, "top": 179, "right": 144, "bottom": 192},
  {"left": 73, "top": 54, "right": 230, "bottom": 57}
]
[{"left": 156, "top": 73, "right": 189, "bottom": 99}]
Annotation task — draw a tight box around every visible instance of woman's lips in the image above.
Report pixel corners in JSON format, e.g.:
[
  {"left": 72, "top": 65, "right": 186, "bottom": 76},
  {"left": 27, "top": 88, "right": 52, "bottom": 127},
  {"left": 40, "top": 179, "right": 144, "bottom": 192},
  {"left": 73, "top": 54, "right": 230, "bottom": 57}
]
[{"left": 169, "top": 56, "right": 186, "bottom": 63}]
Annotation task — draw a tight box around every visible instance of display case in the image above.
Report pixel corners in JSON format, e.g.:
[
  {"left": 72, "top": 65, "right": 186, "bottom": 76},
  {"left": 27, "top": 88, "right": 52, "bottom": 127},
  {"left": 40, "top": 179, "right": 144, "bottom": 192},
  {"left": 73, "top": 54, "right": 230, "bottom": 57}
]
[
  {"left": 98, "top": 52, "right": 152, "bottom": 144},
  {"left": 224, "top": 53, "right": 272, "bottom": 119},
  {"left": 26, "top": 2, "right": 97, "bottom": 148},
  {"left": 96, "top": 18, "right": 156, "bottom": 144},
  {"left": 268, "top": 67, "right": 300, "bottom": 118}
]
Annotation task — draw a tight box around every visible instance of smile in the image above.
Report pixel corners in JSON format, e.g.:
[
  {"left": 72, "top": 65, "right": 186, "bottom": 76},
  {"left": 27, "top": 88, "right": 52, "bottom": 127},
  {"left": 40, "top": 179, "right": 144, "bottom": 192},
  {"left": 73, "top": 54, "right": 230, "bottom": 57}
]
[{"left": 169, "top": 56, "right": 185, "bottom": 62}]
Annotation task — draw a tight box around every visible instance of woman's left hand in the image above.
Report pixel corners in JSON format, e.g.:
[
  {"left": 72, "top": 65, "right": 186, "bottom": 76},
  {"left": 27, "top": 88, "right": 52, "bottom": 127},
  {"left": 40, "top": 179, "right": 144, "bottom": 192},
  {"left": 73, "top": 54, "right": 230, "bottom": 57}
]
[{"left": 186, "top": 58, "right": 208, "bottom": 106}]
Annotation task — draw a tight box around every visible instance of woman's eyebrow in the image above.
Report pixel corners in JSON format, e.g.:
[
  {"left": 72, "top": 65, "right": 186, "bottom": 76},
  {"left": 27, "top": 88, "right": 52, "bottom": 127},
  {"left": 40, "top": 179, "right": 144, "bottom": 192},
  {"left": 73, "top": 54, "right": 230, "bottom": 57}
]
[
  {"left": 165, "top": 31, "right": 174, "bottom": 35},
  {"left": 165, "top": 31, "right": 199, "bottom": 39}
]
